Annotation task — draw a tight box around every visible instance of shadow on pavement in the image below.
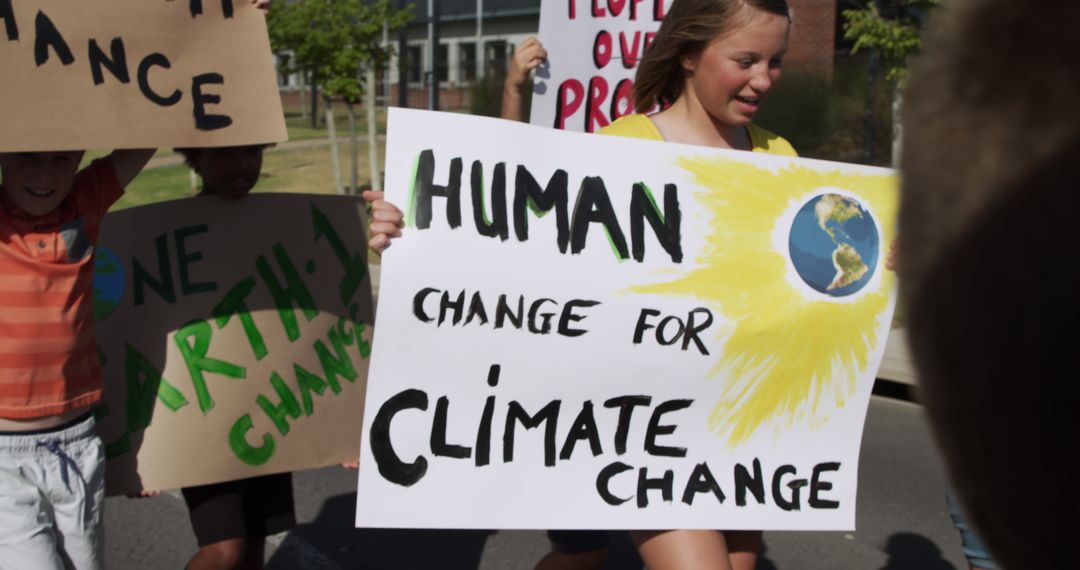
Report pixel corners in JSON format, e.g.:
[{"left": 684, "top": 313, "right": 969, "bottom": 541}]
[
  {"left": 756, "top": 540, "right": 779, "bottom": 570},
  {"left": 879, "top": 532, "right": 958, "bottom": 570},
  {"left": 267, "top": 493, "right": 493, "bottom": 569}
]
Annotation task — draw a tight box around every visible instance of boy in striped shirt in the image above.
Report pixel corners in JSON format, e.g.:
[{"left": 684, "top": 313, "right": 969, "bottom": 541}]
[{"left": 0, "top": 148, "right": 154, "bottom": 569}]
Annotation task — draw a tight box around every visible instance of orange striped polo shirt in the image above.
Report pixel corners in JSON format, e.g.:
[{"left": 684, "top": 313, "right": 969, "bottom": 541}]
[{"left": 0, "top": 159, "right": 124, "bottom": 419}]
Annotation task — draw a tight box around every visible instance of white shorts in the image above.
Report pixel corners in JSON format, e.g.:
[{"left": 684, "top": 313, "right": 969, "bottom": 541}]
[{"left": 0, "top": 413, "right": 105, "bottom": 570}]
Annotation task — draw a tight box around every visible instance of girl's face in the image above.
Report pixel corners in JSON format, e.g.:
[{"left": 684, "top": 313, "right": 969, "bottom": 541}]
[
  {"left": 192, "top": 145, "right": 265, "bottom": 198},
  {"left": 683, "top": 10, "right": 790, "bottom": 126}
]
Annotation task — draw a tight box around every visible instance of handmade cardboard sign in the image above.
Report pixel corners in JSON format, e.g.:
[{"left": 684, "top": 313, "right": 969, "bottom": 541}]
[
  {"left": 531, "top": 0, "right": 667, "bottom": 131},
  {"left": 354, "top": 108, "right": 897, "bottom": 530},
  {"left": 0, "top": 0, "right": 286, "bottom": 152},
  {"left": 93, "top": 194, "right": 373, "bottom": 496}
]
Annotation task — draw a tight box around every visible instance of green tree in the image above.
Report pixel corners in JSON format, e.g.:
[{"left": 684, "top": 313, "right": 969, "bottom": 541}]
[
  {"left": 842, "top": 0, "right": 937, "bottom": 164},
  {"left": 268, "top": 0, "right": 412, "bottom": 193}
]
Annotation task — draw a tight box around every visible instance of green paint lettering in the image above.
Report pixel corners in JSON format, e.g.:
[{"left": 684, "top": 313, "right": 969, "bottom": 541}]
[
  {"left": 294, "top": 364, "right": 328, "bottom": 416},
  {"left": 229, "top": 414, "right": 275, "bottom": 466},
  {"left": 125, "top": 342, "right": 188, "bottom": 432},
  {"left": 348, "top": 304, "right": 372, "bottom": 359},
  {"left": 256, "top": 243, "right": 318, "bottom": 342},
  {"left": 256, "top": 372, "right": 301, "bottom": 436},
  {"left": 175, "top": 224, "right": 218, "bottom": 295},
  {"left": 174, "top": 320, "right": 246, "bottom": 414},
  {"left": 311, "top": 203, "right": 368, "bottom": 306},
  {"left": 132, "top": 233, "right": 176, "bottom": 306},
  {"left": 212, "top": 277, "right": 268, "bottom": 360},
  {"left": 314, "top": 320, "right": 358, "bottom": 394}
]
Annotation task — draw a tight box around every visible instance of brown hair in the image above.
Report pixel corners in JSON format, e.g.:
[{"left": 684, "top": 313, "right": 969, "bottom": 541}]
[{"left": 633, "top": 0, "right": 789, "bottom": 113}]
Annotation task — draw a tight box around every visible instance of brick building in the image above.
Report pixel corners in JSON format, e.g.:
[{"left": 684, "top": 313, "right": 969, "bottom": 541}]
[{"left": 279, "top": 0, "right": 840, "bottom": 111}]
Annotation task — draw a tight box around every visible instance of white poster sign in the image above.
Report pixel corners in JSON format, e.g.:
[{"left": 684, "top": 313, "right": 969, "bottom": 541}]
[
  {"left": 531, "top": 0, "right": 668, "bottom": 131},
  {"left": 356, "top": 108, "right": 897, "bottom": 530}
]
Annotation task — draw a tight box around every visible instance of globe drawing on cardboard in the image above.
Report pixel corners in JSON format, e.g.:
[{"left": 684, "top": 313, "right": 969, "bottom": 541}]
[
  {"left": 93, "top": 247, "right": 125, "bottom": 322},
  {"left": 788, "top": 193, "right": 879, "bottom": 297}
]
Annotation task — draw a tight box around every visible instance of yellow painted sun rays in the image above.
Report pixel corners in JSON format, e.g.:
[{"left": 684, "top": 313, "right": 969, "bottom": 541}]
[{"left": 634, "top": 156, "right": 897, "bottom": 447}]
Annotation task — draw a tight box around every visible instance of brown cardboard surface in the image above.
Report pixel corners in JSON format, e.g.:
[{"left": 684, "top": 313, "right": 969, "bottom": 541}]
[
  {"left": 0, "top": 1, "right": 286, "bottom": 152},
  {"left": 93, "top": 193, "right": 372, "bottom": 495}
]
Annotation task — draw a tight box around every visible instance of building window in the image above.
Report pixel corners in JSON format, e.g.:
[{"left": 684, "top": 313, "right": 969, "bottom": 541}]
[
  {"left": 460, "top": 43, "right": 477, "bottom": 82},
  {"left": 485, "top": 40, "right": 508, "bottom": 77},
  {"left": 405, "top": 45, "right": 423, "bottom": 84},
  {"left": 436, "top": 43, "right": 449, "bottom": 83}
]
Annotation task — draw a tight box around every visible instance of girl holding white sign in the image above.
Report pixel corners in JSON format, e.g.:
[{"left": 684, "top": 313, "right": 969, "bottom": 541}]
[
  {"left": 369, "top": 0, "right": 793, "bottom": 567},
  {"left": 536, "top": 0, "right": 795, "bottom": 569}
]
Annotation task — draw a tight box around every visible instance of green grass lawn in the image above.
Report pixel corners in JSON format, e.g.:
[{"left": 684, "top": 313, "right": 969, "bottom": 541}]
[{"left": 113, "top": 142, "right": 386, "bottom": 211}]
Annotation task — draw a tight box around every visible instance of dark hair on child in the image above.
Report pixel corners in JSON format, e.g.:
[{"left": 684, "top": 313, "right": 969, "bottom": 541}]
[
  {"left": 633, "top": 0, "right": 789, "bottom": 113},
  {"left": 173, "top": 145, "right": 275, "bottom": 170}
]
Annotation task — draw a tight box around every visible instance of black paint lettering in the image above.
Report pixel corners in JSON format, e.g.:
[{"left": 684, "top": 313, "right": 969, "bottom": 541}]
[
  {"left": 735, "top": 458, "right": 766, "bottom": 506},
  {"left": 772, "top": 465, "right": 808, "bottom": 511},
  {"left": 33, "top": 11, "right": 73, "bottom": 67},
  {"left": 132, "top": 233, "right": 176, "bottom": 306},
  {"left": 596, "top": 462, "right": 633, "bottom": 506},
  {"left": 464, "top": 292, "right": 489, "bottom": 325},
  {"left": 88, "top": 37, "right": 129, "bottom": 85},
  {"left": 570, "top": 177, "right": 629, "bottom": 259},
  {"left": 604, "top": 395, "right": 651, "bottom": 455},
  {"left": 636, "top": 467, "right": 674, "bottom": 508},
  {"left": 630, "top": 182, "right": 682, "bottom": 263},
  {"left": 175, "top": 224, "right": 217, "bottom": 295},
  {"left": 494, "top": 294, "right": 524, "bottom": 329},
  {"left": 632, "top": 308, "right": 661, "bottom": 344},
  {"left": 189, "top": 0, "right": 233, "bottom": 18},
  {"left": 644, "top": 399, "right": 692, "bottom": 457},
  {"left": 471, "top": 161, "right": 509, "bottom": 240},
  {"left": 513, "top": 166, "right": 569, "bottom": 252},
  {"left": 137, "top": 52, "right": 182, "bottom": 107},
  {"left": 475, "top": 364, "right": 501, "bottom": 467},
  {"left": 809, "top": 462, "right": 841, "bottom": 509},
  {"left": 369, "top": 389, "right": 429, "bottom": 487},
  {"left": 438, "top": 290, "right": 465, "bottom": 326},
  {"left": 656, "top": 316, "right": 684, "bottom": 346},
  {"left": 557, "top": 299, "right": 599, "bottom": 337},
  {"left": 526, "top": 298, "right": 556, "bottom": 334},
  {"left": 682, "top": 308, "right": 713, "bottom": 355},
  {"left": 559, "top": 401, "right": 602, "bottom": 460},
  {"left": 431, "top": 396, "right": 472, "bottom": 458},
  {"left": 681, "top": 463, "right": 726, "bottom": 505},
  {"left": 413, "top": 150, "right": 462, "bottom": 230},
  {"left": 192, "top": 73, "right": 233, "bottom": 131},
  {"left": 503, "top": 400, "right": 561, "bottom": 466},
  {"left": 0, "top": 0, "right": 17, "bottom": 41},
  {"left": 413, "top": 287, "right": 439, "bottom": 322}
]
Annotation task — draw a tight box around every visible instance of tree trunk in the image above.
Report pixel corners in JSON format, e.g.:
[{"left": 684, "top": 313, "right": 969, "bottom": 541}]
[
  {"left": 346, "top": 102, "right": 359, "bottom": 195},
  {"left": 891, "top": 82, "right": 903, "bottom": 168},
  {"left": 310, "top": 80, "right": 319, "bottom": 129},
  {"left": 863, "top": 51, "right": 879, "bottom": 164},
  {"left": 299, "top": 71, "right": 309, "bottom": 123},
  {"left": 365, "top": 66, "right": 382, "bottom": 192},
  {"left": 325, "top": 96, "right": 344, "bottom": 195}
]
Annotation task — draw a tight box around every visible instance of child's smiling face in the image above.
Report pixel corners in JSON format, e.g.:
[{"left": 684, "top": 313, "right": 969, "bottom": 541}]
[{"left": 0, "top": 151, "right": 85, "bottom": 216}]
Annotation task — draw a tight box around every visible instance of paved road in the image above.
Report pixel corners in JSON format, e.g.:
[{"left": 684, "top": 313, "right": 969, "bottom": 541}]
[{"left": 105, "top": 396, "right": 965, "bottom": 569}]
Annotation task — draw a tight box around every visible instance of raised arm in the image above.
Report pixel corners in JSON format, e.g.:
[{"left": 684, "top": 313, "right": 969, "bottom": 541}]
[
  {"left": 105, "top": 149, "right": 156, "bottom": 188},
  {"left": 501, "top": 37, "right": 547, "bottom": 122}
]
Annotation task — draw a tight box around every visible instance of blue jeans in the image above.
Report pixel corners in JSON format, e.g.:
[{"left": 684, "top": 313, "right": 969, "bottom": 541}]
[{"left": 947, "top": 491, "right": 999, "bottom": 570}]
